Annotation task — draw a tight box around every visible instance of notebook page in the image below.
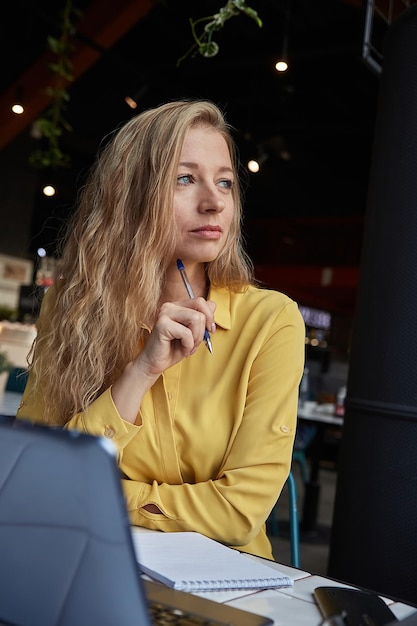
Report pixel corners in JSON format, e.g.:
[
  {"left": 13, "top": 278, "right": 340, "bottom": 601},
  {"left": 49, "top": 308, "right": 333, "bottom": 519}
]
[{"left": 132, "top": 531, "right": 293, "bottom": 592}]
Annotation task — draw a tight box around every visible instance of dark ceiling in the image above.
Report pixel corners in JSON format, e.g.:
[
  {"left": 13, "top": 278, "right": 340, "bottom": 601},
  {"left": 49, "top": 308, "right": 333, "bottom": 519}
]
[{"left": 0, "top": 0, "right": 389, "bottom": 317}]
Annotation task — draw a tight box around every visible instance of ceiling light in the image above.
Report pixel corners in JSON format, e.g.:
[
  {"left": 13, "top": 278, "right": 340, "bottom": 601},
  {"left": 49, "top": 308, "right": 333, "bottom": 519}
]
[
  {"left": 248, "top": 159, "right": 260, "bottom": 173},
  {"left": 11, "top": 103, "right": 24, "bottom": 115},
  {"left": 275, "top": 0, "right": 291, "bottom": 73},
  {"left": 125, "top": 96, "right": 138, "bottom": 110},
  {"left": 275, "top": 60, "right": 288, "bottom": 73},
  {"left": 124, "top": 84, "right": 149, "bottom": 110},
  {"left": 42, "top": 185, "right": 56, "bottom": 197},
  {"left": 248, "top": 153, "right": 268, "bottom": 173},
  {"left": 11, "top": 86, "right": 24, "bottom": 114}
]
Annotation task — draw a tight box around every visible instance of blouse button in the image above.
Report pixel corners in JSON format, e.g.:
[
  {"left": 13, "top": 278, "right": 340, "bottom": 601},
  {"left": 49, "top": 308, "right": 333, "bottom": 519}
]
[
  {"left": 280, "top": 425, "right": 290, "bottom": 433},
  {"left": 104, "top": 426, "right": 115, "bottom": 438}
]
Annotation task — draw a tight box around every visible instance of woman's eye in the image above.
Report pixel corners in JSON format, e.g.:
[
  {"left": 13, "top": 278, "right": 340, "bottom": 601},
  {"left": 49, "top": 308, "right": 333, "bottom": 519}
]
[
  {"left": 177, "top": 174, "right": 193, "bottom": 185},
  {"left": 218, "top": 179, "right": 234, "bottom": 190}
]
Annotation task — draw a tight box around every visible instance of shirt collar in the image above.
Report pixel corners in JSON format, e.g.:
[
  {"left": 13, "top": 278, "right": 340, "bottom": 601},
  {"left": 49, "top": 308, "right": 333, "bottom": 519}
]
[{"left": 208, "top": 285, "right": 231, "bottom": 330}]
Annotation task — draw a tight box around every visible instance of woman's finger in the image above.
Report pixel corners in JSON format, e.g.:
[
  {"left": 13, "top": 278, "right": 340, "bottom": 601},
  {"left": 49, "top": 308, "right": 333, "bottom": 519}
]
[{"left": 158, "top": 303, "right": 207, "bottom": 346}]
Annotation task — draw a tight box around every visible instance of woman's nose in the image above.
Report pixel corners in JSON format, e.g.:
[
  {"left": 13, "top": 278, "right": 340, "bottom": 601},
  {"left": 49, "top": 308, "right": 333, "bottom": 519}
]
[{"left": 198, "top": 186, "right": 226, "bottom": 213}]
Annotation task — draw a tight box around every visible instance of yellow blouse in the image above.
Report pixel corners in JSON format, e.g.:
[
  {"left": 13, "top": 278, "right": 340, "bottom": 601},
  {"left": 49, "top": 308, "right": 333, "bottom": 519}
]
[{"left": 17, "top": 284, "right": 305, "bottom": 559}]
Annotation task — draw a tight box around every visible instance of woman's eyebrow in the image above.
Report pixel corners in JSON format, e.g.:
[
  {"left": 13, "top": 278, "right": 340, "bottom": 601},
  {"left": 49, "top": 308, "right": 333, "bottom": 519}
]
[
  {"left": 178, "top": 161, "right": 198, "bottom": 169},
  {"left": 179, "top": 161, "right": 234, "bottom": 175}
]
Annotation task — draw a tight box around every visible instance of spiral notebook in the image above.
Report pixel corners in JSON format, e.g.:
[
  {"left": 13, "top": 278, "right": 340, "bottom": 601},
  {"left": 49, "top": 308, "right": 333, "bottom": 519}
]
[{"left": 132, "top": 530, "right": 293, "bottom": 592}]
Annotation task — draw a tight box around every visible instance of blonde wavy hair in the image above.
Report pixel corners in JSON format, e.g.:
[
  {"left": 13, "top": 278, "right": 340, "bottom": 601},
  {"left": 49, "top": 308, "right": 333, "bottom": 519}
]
[{"left": 29, "top": 99, "right": 254, "bottom": 425}]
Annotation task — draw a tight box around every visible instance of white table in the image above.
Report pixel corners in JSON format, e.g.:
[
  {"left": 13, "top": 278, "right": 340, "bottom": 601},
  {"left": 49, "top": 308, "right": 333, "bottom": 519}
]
[
  {"left": 298, "top": 403, "right": 343, "bottom": 427},
  {"left": 226, "top": 558, "right": 417, "bottom": 625},
  {"left": 0, "top": 390, "right": 22, "bottom": 416},
  {"left": 131, "top": 528, "right": 417, "bottom": 625}
]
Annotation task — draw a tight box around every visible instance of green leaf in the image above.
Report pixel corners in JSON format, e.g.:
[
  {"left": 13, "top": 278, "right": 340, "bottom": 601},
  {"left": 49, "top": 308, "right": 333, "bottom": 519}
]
[
  {"left": 200, "top": 41, "right": 220, "bottom": 58},
  {"left": 47, "top": 36, "right": 64, "bottom": 54},
  {"left": 180, "top": 1, "right": 262, "bottom": 65}
]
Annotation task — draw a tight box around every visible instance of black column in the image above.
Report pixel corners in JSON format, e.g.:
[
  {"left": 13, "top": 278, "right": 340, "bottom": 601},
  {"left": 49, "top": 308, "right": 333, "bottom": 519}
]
[{"left": 327, "top": 6, "right": 417, "bottom": 605}]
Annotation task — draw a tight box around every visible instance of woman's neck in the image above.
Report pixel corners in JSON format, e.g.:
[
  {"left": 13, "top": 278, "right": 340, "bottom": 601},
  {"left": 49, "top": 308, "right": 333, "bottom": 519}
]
[{"left": 161, "top": 261, "right": 208, "bottom": 304}]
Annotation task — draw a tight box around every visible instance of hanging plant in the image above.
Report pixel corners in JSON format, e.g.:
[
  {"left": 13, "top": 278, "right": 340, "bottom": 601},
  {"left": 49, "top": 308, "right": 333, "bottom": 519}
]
[
  {"left": 29, "top": 0, "right": 82, "bottom": 169},
  {"left": 178, "top": 0, "right": 262, "bottom": 66},
  {"left": 29, "top": 1, "right": 261, "bottom": 167}
]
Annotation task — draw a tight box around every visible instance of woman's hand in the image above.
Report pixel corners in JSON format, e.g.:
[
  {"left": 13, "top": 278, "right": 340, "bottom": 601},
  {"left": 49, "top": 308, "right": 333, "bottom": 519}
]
[
  {"left": 138, "top": 297, "right": 216, "bottom": 376},
  {"left": 111, "top": 297, "right": 216, "bottom": 423}
]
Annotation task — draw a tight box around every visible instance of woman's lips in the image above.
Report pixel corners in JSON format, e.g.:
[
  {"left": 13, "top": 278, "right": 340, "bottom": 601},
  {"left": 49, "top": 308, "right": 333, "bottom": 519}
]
[{"left": 190, "top": 226, "right": 222, "bottom": 240}]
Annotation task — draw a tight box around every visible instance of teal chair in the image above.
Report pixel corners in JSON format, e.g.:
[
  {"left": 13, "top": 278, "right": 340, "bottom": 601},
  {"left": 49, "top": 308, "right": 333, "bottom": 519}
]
[
  {"left": 5, "top": 367, "right": 29, "bottom": 394},
  {"left": 292, "top": 422, "right": 317, "bottom": 485},
  {"left": 268, "top": 470, "right": 300, "bottom": 568},
  {"left": 292, "top": 448, "right": 310, "bottom": 484}
]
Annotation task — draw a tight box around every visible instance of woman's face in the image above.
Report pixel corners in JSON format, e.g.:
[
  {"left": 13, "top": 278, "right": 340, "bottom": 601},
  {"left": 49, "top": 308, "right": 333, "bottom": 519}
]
[{"left": 172, "top": 125, "right": 235, "bottom": 265}]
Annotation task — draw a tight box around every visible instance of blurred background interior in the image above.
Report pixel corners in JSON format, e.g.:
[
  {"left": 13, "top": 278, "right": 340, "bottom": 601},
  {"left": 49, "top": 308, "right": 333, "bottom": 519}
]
[{"left": 1, "top": 0, "right": 416, "bottom": 578}]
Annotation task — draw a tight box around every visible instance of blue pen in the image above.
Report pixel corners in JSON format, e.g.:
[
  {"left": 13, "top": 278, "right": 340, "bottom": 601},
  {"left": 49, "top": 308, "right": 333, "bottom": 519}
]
[{"left": 176, "top": 259, "right": 213, "bottom": 354}]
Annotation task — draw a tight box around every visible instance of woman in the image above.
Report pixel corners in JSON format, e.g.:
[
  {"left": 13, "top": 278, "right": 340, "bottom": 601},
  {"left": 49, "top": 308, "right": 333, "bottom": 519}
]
[{"left": 17, "top": 99, "right": 305, "bottom": 559}]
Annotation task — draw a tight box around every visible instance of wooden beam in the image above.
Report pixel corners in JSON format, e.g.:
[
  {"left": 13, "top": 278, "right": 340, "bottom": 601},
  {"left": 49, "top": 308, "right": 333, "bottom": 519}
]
[{"left": 0, "top": 0, "right": 153, "bottom": 149}]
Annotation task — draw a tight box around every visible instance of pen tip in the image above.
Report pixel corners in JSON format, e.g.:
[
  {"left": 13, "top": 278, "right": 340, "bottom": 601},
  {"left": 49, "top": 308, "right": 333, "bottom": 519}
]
[{"left": 176, "top": 259, "right": 184, "bottom": 270}]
